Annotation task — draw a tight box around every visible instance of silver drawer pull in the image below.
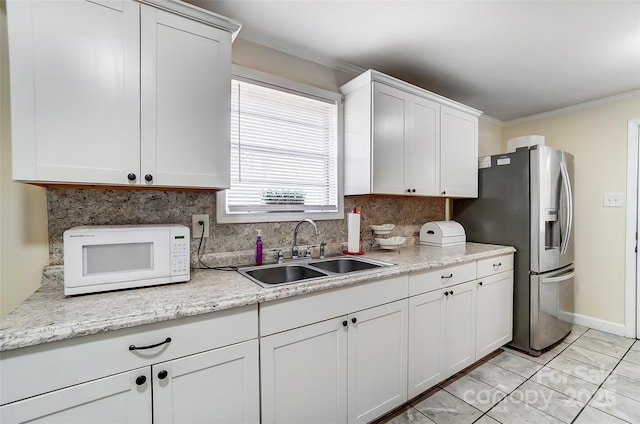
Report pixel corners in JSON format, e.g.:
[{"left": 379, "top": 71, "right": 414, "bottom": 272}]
[{"left": 441, "top": 273, "right": 453, "bottom": 279}]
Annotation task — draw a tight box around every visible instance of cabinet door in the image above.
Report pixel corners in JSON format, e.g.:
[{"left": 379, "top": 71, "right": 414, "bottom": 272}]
[
  {"left": 348, "top": 299, "right": 408, "bottom": 424},
  {"left": 407, "top": 96, "right": 440, "bottom": 196},
  {"left": 152, "top": 339, "right": 259, "bottom": 424},
  {"left": 7, "top": 0, "right": 140, "bottom": 184},
  {"left": 261, "top": 318, "right": 348, "bottom": 424},
  {"left": 141, "top": 6, "right": 231, "bottom": 188},
  {"left": 408, "top": 290, "right": 445, "bottom": 398},
  {"left": 0, "top": 368, "right": 151, "bottom": 424},
  {"left": 371, "top": 82, "right": 409, "bottom": 195},
  {"left": 476, "top": 271, "right": 514, "bottom": 358},
  {"left": 440, "top": 106, "right": 478, "bottom": 197},
  {"left": 443, "top": 281, "right": 477, "bottom": 376}
]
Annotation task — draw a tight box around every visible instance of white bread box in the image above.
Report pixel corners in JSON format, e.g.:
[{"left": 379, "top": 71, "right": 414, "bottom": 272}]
[{"left": 420, "top": 221, "right": 466, "bottom": 247}]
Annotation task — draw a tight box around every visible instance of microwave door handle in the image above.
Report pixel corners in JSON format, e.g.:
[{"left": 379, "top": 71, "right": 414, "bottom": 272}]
[
  {"left": 560, "top": 161, "right": 573, "bottom": 255},
  {"left": 541, "top": 269, "right": 575, "bottom": 284}
]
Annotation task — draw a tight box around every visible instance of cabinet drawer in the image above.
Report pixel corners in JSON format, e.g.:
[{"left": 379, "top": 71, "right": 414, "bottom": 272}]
[
  {"left": 0, "top": 305, "right": 258, "bottom": 406},
  {"left": 409, "top": 262, "right": 476, "bottom": 296},
  {"left": 477, "top": 254, "right": 513, "bottom": 278},
  {"left": 260, "top": 275, "right": 409, "bottom": 336}
]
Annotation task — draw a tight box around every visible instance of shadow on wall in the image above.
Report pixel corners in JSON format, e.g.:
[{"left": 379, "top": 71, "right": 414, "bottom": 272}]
[{"left": 45, "top": 188, "right": 445, "bottom": 266}]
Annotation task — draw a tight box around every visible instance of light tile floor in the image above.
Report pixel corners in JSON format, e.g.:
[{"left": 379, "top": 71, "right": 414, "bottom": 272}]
[{"left": 374, "top": 326, "right": 640, "bottom": 424}]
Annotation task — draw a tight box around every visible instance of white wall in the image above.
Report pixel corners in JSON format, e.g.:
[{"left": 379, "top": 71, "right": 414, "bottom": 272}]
[
  {"left": 478, "top": 116, "right": 503, "bottom": 157},
  {"left": 503, "top": 94, "right": 640, "bottom": 328},
  {"left": 0, "top": 3, "right": 49, "bottom": 317}
]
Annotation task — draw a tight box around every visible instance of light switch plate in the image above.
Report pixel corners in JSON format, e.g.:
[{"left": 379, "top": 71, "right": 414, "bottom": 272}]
[
  {"left": 603, "top": 193, "right": 624, "bottom": 207},
  {"left": 192, "top": 214, "right": 210, "bottom": 238}
]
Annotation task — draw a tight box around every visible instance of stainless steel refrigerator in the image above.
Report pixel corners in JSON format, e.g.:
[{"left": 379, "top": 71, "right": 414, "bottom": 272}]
[{"left": 454, "top": 145, "right": 575, "bottom": 356}]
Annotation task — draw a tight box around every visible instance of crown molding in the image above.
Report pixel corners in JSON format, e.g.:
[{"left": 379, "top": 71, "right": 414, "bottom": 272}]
[
  {"left": 139, "top": 0, "right": 242, "bottom": 39},
  {"left": 503, "top": 90, "right": 640, "bottom": 126}
]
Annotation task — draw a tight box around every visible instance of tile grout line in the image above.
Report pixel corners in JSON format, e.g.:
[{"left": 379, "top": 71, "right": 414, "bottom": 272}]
[
  {"left": 565, "top": 330, "right": 636, "bottom": 424},
  {"left": 376, "top": 330, "right": 637, "bottom": 424},
  {"left": 463, "top": 350, "right": 554, "bottom": 424},
  {"left": 475, "top": 329, "right": 614, "bottom": 424},
  {"left": 570, "top": 340, "right": 639, "bottom": 424}
]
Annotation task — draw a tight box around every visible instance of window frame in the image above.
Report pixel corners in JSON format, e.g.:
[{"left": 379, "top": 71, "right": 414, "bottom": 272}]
[{"left": 216, "top": 65, "right": 344, "bottom": 224}]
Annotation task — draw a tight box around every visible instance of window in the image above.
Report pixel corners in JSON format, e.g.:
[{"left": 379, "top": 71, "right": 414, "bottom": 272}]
[{"left": 217, "top": 67, "right": 343, "bottom": 223}]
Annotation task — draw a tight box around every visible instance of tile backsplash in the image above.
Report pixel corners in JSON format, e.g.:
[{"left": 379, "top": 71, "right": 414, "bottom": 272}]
[{"left": 47, "top": 188, "right": 445, "bottom": 266}]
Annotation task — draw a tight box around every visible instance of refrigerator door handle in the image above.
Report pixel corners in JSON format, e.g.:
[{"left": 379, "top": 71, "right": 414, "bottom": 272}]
[
  {"left": 541, "top": 269, "right": 575, "bottom": 284},
  {"left": 560, "top": 161, "right": 573, "bottom": 256}
]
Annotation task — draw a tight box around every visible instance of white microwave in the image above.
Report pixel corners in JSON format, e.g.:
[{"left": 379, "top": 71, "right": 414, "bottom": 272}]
[{"left": 63, "top": 224, "right": 190, "bottom": 295}]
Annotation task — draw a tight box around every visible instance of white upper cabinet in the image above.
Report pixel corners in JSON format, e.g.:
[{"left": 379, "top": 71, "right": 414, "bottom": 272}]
[
  {"left": 6, "top": 0, "right": 239, "bottom": 189},
  {"left": 7, "top": 0, "right": 141, "bottom": 185},
  {"left": 340, "top": 70, "right": 481, "bottom": 198},
  {"left": 370, "top": 83, "right": 439, "bottom": 196},
  {"left": 440, "top": 106, "right": 479, "bottom": 197},
  {"left": 140, "top": 6, "right": 231, "bottom": 188}
]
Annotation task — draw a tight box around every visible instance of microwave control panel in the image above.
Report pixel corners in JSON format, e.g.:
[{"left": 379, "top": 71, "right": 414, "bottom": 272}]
[{"left": 170, "top": 231, "right": 190, "bottom": 278}]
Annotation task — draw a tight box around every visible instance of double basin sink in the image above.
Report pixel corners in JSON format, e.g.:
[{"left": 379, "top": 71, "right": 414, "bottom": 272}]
[{"left": 238, "top": 256, "right": 394, "bottom": 288}]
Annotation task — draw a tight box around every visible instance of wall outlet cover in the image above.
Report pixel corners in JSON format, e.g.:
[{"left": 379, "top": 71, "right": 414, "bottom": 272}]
[
  {"left": 192, "top": 214, "right": 210, "bottom": 238},
  {"left": 603, "top": 193, "right": 624, "bottom": 208}
]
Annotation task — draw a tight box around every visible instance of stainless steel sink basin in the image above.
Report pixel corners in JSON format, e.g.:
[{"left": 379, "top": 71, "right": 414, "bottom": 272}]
[
  {"left": 308, "top": 257, "right": 383, "bottom": 274},
  {"left": 238, "top": 256, "right": 394, "bottom": 288},
  {"left": 245, "top": 265, "right": 327, "bottom": 286}
]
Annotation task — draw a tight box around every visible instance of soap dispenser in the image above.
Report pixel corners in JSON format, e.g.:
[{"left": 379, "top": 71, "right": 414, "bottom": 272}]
[{"left": 255, "top": 229, "right": 263, "bottom": 265}]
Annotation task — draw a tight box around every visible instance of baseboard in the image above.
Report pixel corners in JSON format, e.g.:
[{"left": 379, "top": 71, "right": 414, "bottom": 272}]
[{"left": 558, "top": 311, "right": 628, "bottom": 337}]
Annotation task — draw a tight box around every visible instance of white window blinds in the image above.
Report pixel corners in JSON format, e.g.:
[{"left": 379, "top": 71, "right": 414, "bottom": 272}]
[{"left": 226, "top": 79, "right": 339, "bottom": 214}]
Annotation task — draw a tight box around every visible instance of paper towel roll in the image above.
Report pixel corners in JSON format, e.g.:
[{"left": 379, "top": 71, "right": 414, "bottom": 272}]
[{"left": 347, "top": 213, "right": 360, "bottom": 253}]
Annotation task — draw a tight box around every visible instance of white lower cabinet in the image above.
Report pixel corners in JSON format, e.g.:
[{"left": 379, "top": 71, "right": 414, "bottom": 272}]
[
  {"left": 442, "top": 281, "right": 477, "bottom": 376},
  {"left": 408, "top": 290, "right": 444, "bottom": 398},
  {"left": 0, "top": 306, "right": 259, "bottom": 424},
  {"left": 407, "top": 281, "right": 476, "bottom": 398},
  {"left": 260, "top": 296, "right": 408, "bottom": 424},
  {"left": 260, "top": 318, "right": 348, "bottom": 424},
  {"left": 0, "top": 368, "right": 152, "bottom": 424},
  {"left": 475, "top": 271, "right": 514, "bottom": 359},
  {"left": 152, "top": 339, "right": 259, "bottom": 424},
  {"left": 348, "top": 300, "right": 408, "bottom": 424},
  {"left": 408, "top": 256, "right": 513, "bottom": 399},
  {"left": 2, "top": 341, "right": 259, "bottom": 424}
]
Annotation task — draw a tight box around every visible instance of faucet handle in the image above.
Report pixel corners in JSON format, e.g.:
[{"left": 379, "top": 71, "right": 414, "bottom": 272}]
[
  {"left": 270, "top": 248, "right": 285, "bottom": 264},
  {"left": 305, "top": 245, "right": 313, "bottom": 258},
  {"left": 319, "top": 241, "right": 326, "bottom": 259}
]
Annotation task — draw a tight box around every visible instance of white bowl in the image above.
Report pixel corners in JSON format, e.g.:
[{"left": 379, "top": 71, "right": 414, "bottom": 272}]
[
  {"left": 370, "top": 224, "right": 395, "bottom": 235},
  {"left": 375, "top": 236, "right": 406, "bottom": 250}
]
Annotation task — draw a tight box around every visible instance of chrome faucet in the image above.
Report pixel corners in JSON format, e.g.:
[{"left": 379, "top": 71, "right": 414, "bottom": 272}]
[{"left": 292, "top": 219, "right": 319, "bottom": 259}]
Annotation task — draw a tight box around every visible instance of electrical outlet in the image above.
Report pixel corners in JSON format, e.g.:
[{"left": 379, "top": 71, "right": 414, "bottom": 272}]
[
  {"left": 603, "top": 193, "right": 624, "bottom": 208},
  {"left": 192, "top": 214, "right": 210, "bottom": 238}
]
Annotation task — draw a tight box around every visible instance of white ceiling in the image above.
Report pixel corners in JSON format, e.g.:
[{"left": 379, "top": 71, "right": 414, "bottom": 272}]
[{"left": 190, "top": 0, "right": 640, "bottom": 121}]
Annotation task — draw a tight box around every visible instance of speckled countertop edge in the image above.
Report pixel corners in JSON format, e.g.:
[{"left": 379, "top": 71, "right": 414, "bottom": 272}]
[{"left": 0, "top": 243, "right": 515, "bottom": 352}]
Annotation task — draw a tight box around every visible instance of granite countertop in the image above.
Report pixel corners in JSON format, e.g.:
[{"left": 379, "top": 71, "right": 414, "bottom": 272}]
[{"left": 0, "top": 242, "right": 515, "bottom": 352}]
